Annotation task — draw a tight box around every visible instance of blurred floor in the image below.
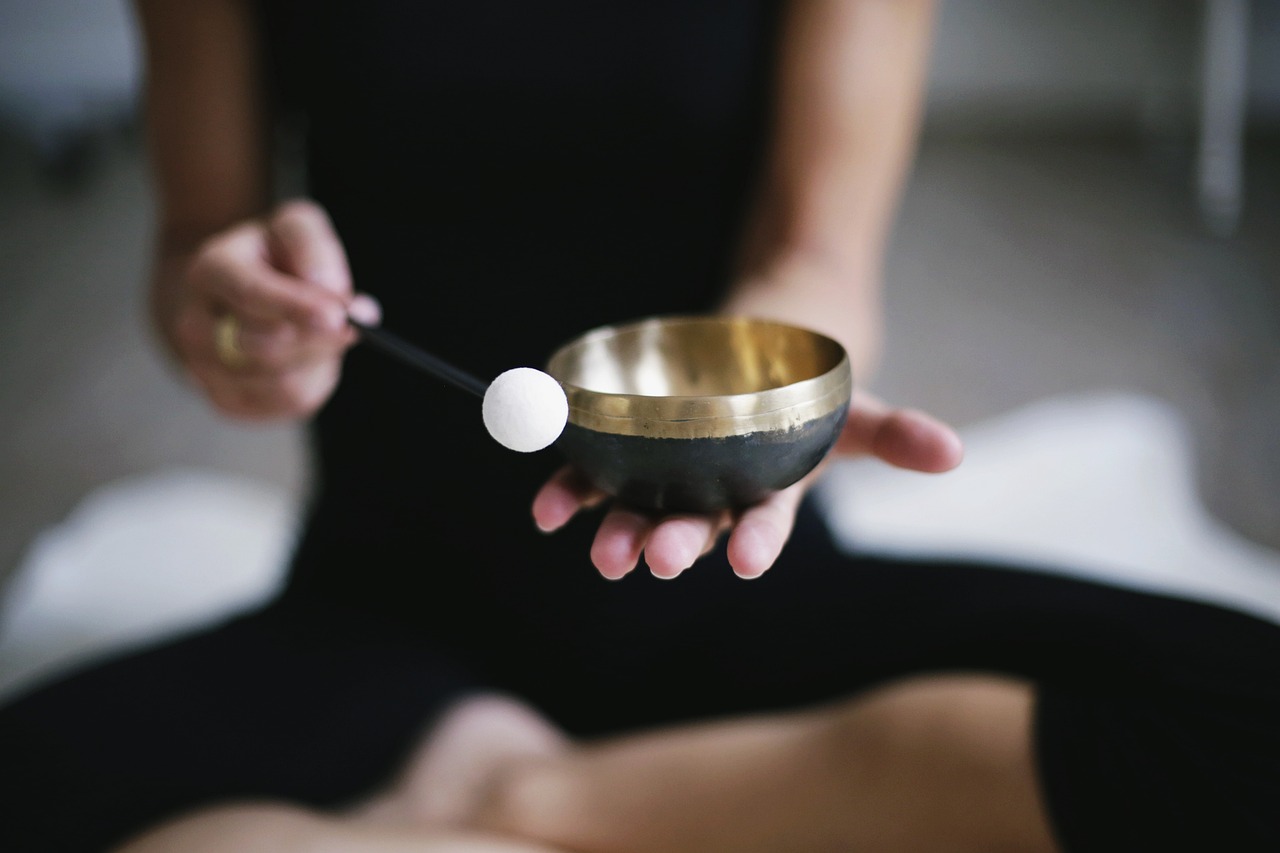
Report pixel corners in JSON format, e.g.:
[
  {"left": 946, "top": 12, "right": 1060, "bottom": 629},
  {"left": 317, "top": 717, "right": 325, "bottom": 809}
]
[
  {"left": 878, "top": 134, "right": 1280, "bottom": 554},
  {"left": 0, "top": 129, "right": 307, "bottom": 590},
  {"left": 0, "top": 129, "right": 1277, "bottom": 591}
]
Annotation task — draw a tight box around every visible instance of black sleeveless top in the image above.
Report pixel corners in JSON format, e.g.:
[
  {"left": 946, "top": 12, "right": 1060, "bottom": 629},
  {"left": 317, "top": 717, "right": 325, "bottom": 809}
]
[{"left": 262, "top": 1, "right": 786, "bottom": 655}]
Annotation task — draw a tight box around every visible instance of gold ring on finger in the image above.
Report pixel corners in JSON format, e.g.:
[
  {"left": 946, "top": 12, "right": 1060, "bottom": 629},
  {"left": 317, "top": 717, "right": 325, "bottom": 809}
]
[{"left": 214, "top": 313, "right": 250, "bottom": 369}]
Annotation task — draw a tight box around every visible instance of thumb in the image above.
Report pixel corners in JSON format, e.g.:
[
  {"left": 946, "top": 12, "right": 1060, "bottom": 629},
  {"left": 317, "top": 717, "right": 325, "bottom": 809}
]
[
  {"left": 835, "top": 392, "right": 964, "bottom": 473},
  {"left": 266, "top": 200, "right": 353, "bottom": 298}
]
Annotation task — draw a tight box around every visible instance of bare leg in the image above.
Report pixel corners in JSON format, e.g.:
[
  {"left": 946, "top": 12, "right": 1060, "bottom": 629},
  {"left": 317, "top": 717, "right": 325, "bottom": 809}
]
[
  {"left": 115, "top": 805, "right": 566, "bottom": 853},
  {"left": 473, "top": 674, "right": 1060, "bottom": 853},
  {"left": 115, "top": 677, "right": 1059, "bottom": 853},
  {"left": 359, "top": 694, "right": 570, "bottom": 826},
  {"left": 113, "top": 694, "right": 572, "bottom": 853}
]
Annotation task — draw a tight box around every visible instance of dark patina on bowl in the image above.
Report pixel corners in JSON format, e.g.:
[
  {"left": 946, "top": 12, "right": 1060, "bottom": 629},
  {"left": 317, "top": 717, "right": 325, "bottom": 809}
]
[{"left": 546, "top": 316, "right": 852, "bottom": 513}]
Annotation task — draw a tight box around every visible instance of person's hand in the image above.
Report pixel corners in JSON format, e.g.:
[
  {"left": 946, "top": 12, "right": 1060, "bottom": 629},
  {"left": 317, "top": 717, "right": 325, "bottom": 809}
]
[
  {"left": 532, "top": 391, "right": 962, "bottom": 580},
  {"left": 154, "top": 200, "right": 381, "bottom": 420}
]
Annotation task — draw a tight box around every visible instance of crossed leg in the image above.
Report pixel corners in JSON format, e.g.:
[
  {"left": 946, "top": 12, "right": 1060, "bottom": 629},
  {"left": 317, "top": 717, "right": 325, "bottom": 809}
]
[
  {"left": 115, "top": 807, "right": 565, "bottom": 853},
  {"left": 115, "top": 673, "right": 1059, "bottom": 853},
  {"left": 114, "top": 696, "right": 569, "bottom": 853},
  {"left": 468, "top": 674, "right": 1058, "bottom": 853}
]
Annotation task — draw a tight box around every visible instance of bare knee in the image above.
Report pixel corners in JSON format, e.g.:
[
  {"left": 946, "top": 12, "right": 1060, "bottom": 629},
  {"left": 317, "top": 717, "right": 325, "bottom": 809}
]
[
  {"left": 829, "top": 673, "right": 1036, "bottom": 771},
  {"left": 470, "top": 676, "right": 1061, "bottom": 853},
  {"left": 821, "top": 674, "right": 1057, "bottom": 852},
  {"left": 365, "top": 693, "right": 569, "bottom": 828},
  {"left": 469, "top": 755, "right": 582, "bottom": 842}
]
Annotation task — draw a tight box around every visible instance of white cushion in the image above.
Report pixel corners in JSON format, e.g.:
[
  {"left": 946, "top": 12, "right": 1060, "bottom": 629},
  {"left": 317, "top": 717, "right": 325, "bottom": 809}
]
[{"left": 818, "top": 392, "right": 1280, "bottom": 624}]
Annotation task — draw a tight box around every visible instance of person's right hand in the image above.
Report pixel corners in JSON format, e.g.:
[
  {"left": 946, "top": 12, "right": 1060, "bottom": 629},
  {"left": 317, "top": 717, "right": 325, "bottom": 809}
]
[{"left": 155, "top": 200, "right": 381, "bottom": 421}]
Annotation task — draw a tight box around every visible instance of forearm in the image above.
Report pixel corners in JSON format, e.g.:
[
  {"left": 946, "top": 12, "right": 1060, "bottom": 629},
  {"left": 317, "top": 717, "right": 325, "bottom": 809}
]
[
  {"left": 136, "top": 0, "right": 272, "bottom": 244},
  {"left": 725, "top": 0, "right": 935, "bottom": 381},
  {"left": 134, "top": 0, "right": 273, "bottom": 353}
]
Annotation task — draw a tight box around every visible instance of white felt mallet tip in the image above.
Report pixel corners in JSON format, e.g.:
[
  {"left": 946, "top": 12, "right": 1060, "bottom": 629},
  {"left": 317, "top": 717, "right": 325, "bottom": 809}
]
[{"left": 482, "top": 367, "right": 569, "bottom": 452}]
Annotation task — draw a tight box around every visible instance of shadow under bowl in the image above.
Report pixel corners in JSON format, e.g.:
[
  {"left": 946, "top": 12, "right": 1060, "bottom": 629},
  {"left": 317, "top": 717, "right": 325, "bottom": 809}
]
[{"left": 546, "top": 315, "right": 852, "bottom": 513}]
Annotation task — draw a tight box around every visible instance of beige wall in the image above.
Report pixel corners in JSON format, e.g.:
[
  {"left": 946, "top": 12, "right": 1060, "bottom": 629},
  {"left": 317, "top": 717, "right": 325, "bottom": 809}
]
[
  {"left": 926, "top": 0, "right": 1279, "bottom": 134},
  {"left": 0, "top": 0, "right": 1276, "bottom": 143}
]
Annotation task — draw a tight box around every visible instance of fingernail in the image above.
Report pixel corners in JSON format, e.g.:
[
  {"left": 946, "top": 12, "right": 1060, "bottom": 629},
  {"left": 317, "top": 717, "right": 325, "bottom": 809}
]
[
  {"left": 348, "top": 293, "right": 382, "bottom": 326},
  {"left": 651, "top": 553, "right": 692, "bottom": 579},
  {"left": 601, "top": 565, "right": 633, "bottom": 582}
]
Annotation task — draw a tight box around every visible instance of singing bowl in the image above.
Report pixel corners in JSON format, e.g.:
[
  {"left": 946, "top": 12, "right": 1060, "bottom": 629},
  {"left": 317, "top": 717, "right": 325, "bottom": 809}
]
[{"left": 545, "top": 316, "right": 852, "bottom": 512}]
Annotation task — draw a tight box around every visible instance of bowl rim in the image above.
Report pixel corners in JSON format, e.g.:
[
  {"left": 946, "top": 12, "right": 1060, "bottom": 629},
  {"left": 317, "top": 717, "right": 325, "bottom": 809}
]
[{"left": 546, "top": 315, "right": 853, "bottom": 439}]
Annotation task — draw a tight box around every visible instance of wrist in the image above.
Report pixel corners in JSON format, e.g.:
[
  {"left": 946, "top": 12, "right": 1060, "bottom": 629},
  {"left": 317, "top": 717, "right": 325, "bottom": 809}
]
[{"left": 722, "top": 251, "right": 883, "bottom": 383}]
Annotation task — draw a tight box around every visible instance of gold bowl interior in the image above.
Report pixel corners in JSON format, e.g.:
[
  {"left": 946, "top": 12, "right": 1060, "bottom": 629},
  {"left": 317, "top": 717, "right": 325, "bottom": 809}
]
[
  {"left": 550, "top": 315, "right": 844, "bottom": 396},
  {"left": 547, "top": 315, "right": 850, "bottom": 439}
]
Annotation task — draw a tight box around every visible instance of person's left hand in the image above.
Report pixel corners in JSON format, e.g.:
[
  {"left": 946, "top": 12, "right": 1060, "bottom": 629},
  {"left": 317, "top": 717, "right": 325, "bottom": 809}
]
[{"left": 531, "top": 391, "right": 963, "bottom": 580}]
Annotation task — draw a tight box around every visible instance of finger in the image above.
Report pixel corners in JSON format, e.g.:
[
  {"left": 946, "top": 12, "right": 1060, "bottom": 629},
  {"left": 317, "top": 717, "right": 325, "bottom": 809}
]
[
  {"left": 266, "top": 202, "right": 383, "bottom": 333},
  {"left": 198, "top": 361, "right": 340, "bottom": 421},
  {"left": 836, "top": 392, "right": 963, "bottom": 473},
  {"left": 179, "top": 300, "right": 351, "bottom": 376},
  {"left": 266, "top": 200, "right": 353, "bottom": 297},
  {"left": 725, "top": 483, "right": 805, "bottom": 579},
  {"left": 348, "top": 292, "right": 383, "bottom": 327},
  {"left": 234, "top": 315, "right": 355, "bottom": 371},
  {"left": 871, "top": 408, "right": 964, "bottom": 472},
  {"left": 532, "top": 467, "right": 607, "bottom": 533},
  {"left": 590, "top": 507, "right": 655, "bottom": 581},
  {"left": 194, "top": 242, "right": 348, "bottom": 334},
  {"left": 644, "top": 513, "right": 729, "bottom": 580},
  {"left": 232, "top": 316, "right": 302, "bottom": 369}
]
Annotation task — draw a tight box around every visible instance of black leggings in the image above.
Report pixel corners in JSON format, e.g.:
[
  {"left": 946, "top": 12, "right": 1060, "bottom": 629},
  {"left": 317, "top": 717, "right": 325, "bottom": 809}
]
[{"left": 3, "top": 522, "right": 1278, "bottom": 852}]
